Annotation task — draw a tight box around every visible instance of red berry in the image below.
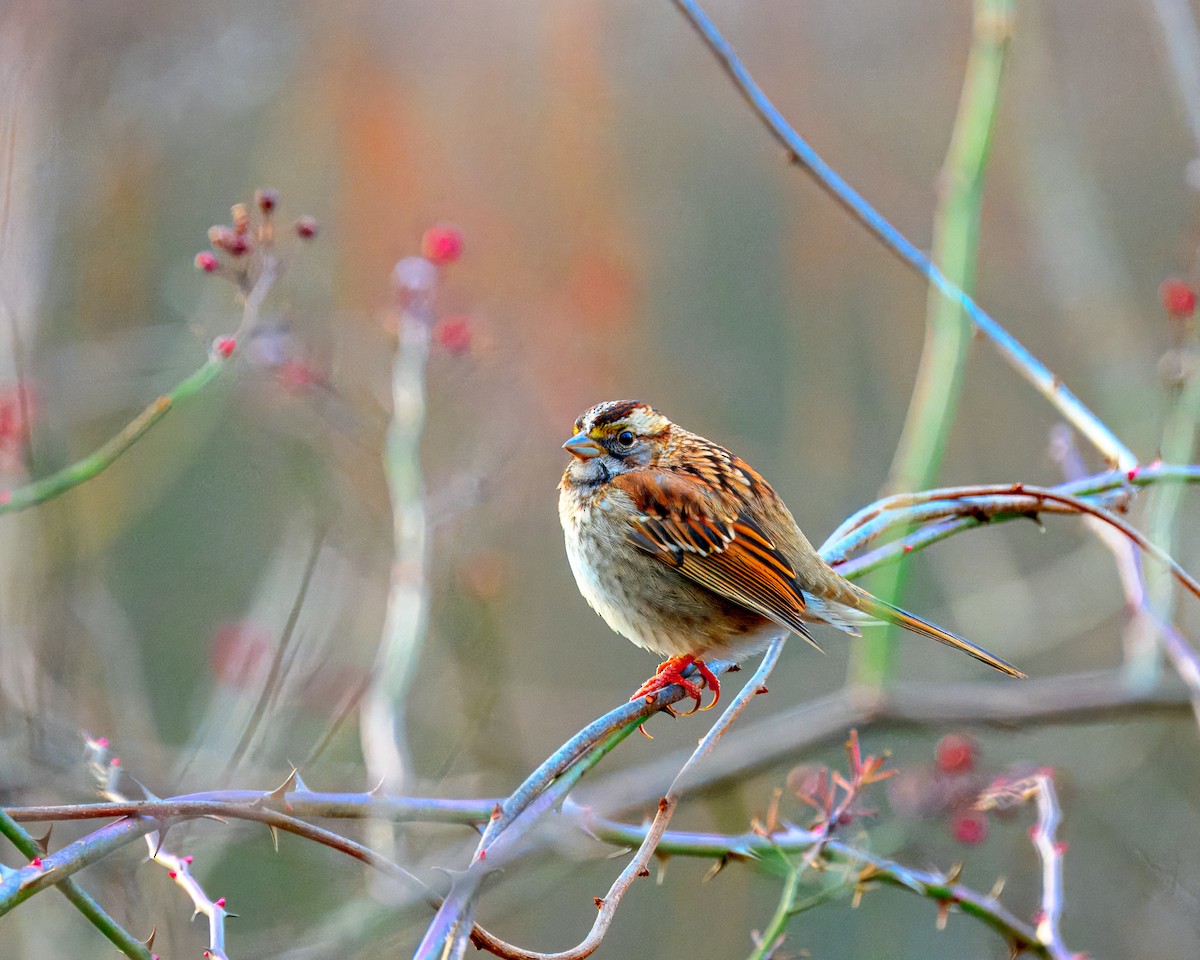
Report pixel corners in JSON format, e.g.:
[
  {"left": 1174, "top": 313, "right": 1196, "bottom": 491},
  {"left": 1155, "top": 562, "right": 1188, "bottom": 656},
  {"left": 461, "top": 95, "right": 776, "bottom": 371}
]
[
  {"left": 436, "top": 316, "right": 472, "bottom": 354},
  {"left": 421, "top": 224, "right": 463, "bottom": 265},
  {"left": 951, "top": 811, "right": 988, "bottom": 845},
  {"left": 194, "top": 251, "right": 220, "bottom": 273},
  {"left": 295, "top": 216, "right": 318, "bottom": 240},
  {"left": 1160, "top": 278, "right": 1196, "bottom": 317},
  {"left": 936, "top": 734, "right": 976, "bottom": 774}
]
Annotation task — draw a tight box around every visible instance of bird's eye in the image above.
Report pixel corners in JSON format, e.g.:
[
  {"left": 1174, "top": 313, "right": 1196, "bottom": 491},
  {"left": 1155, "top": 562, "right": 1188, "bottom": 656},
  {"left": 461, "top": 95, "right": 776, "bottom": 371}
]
[{"left": 617, "top": 430, "right": 635, "bottom": 447}]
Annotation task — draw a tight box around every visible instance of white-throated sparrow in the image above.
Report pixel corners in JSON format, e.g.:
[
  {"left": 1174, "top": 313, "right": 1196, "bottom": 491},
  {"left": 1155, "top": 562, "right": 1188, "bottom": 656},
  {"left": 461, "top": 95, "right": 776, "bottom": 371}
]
[{"left": 558, "top": 400, "right": 1024, "bottom": 709}]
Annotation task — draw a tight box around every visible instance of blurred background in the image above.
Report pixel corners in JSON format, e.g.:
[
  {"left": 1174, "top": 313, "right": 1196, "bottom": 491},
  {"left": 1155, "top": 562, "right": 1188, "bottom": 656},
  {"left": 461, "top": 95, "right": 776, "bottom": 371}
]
[{"left": 2, "top": 0, "right": 1199, "bottom": 957}]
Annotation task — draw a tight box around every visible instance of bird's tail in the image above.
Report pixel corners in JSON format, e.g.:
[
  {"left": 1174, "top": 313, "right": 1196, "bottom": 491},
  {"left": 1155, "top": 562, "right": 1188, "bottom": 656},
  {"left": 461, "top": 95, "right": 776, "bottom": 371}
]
[{"left": 845, "top": 585, "right": 1026, "bottom": 679}]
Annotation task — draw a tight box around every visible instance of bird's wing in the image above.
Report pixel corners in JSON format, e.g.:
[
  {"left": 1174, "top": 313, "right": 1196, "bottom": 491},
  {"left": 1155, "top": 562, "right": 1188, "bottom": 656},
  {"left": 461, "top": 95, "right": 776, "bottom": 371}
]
[{"left": 612, "top": 471, "right": 820, "bottom": 649}]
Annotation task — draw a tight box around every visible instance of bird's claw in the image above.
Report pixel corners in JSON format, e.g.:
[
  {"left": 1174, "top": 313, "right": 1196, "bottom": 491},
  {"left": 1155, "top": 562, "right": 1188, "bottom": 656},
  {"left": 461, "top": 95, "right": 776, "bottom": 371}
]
[{"left": 629, "top": 655, "right": 721, "bottom": 718}]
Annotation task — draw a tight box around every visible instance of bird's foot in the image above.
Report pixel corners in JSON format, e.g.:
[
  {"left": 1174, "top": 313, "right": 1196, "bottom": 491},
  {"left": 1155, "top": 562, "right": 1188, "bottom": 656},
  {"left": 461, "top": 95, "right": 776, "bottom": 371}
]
[{"left": 630, "top": 655, "right": 721, "bottom": 715}]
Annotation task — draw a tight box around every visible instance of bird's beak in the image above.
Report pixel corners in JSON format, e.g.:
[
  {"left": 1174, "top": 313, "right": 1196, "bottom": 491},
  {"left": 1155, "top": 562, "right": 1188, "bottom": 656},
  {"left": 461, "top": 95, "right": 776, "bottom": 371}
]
[{"left": 563, "top": 431, "right": 605, "bottom": 460}]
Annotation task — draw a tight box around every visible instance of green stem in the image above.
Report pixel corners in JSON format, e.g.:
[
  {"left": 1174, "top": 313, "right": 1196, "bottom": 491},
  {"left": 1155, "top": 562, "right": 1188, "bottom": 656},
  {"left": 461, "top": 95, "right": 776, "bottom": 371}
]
[
  {"left": 0, "top": 352, "right": 229, "bottom": 516},
  {"left": 1129, "top": 338, "right": 1200, "bottom": 684},
  {"left": 747, "top": 860, "right": 803, "bottom": 960},
  {"left": 0, "top": 809, "right": 154, "bottom": 960},
  {"left": 856, "top": 0, "right": 1014, "bottom": 686}
]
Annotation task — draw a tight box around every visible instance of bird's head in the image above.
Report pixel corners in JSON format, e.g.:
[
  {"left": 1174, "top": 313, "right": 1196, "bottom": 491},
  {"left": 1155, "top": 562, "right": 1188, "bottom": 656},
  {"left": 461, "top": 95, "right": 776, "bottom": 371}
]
[{"left": 562, "top": 400, "right": 671, "bottom": 484}]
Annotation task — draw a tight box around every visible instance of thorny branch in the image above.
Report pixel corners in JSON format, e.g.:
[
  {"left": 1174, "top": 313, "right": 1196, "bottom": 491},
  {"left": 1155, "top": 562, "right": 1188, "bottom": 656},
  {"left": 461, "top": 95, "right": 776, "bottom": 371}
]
[{"left": 978, "top": 772, "right": 1071, "bottom": 960}]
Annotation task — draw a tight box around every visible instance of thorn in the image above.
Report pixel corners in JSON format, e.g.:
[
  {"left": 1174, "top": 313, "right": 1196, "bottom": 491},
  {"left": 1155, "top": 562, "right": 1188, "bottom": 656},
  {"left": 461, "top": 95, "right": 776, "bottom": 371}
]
[
  {"left": 637, "top": 723, "right": 654, "bottom": 740},
  {"left": 262, "top": 769, "right": 299, "bottom": 805},
  {"left": 656, "top": 856, "right": 669, "bottom": 885},
  {"left": 490, "top": 803, "right": 503, "bottom": 821},
  {"left": 989, "top": 875, "right": 1006, "bottom": 899},
  {"left": 151, "top": 826, "right": 172, "bottom": 859},
  {"left": 142, "top": 927, "right": 156, "bottom": 950},
  {"left": 267, "top": 824, "right": 280, "bottom": 852},
  {"left": 131, "top": 777, "right": 161, "bottom": 802},
  {"left": 702, "top": 856, "right": 728, "bottom": 883},
  {"left": 367, "top": 777, "right": 389, "bottom": 797},
  {"left": 32, "top": 825, "right": 52, "bottom": 853}
]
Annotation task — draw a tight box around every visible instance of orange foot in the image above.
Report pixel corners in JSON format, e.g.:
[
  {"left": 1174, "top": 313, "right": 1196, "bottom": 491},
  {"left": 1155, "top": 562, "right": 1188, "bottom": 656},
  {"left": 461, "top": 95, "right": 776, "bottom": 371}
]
[{"left": 630, "top": 655, "right": 721, "bottom": 715}]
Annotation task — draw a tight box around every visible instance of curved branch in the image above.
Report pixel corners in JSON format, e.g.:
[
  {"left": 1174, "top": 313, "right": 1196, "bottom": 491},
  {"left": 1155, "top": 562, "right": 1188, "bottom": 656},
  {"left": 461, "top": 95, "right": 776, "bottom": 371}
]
[{"left": 668, "top": 0, "right": 1137, "bottom": 470}]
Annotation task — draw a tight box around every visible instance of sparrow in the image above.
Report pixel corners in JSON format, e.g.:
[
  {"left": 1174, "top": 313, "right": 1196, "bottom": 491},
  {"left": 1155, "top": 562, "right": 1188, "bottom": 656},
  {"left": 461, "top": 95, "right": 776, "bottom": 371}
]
[{"left": 558, "top": 400, "right": 1025, "bottom": 711}]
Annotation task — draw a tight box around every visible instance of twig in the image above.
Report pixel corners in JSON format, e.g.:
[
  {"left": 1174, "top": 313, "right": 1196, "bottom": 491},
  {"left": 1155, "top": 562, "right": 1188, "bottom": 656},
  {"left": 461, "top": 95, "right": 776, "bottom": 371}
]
[
  {"left": 597, "top": 813, "right": 1040, "bottom": 948},
  {"left": 361, "top": 254, "right": 437, "bottom": 866},
  {"left": 1130, "top": 320, "right": 1200, "bottom": 680},
  {"left": 87, "top": 737, "right": 235, "bottom": 959},
  {"left": 0, "top": 232, "right": 280, "bottom": 517},
  {"left": 0, "top": 349, "right": 231, "bottom": 515},
  {"left": 0, "top": 808, "right": 153, "bottom": 960},
  {"left": 819, "top": 481, "right": 1200, "bottom": 603},
  {"left": 978, "top": 772, "right": 1070, "bottom": 960},
  {"left": 1051, "top": 430, "right": 1200, "bottom": 724},
  {"left": 668, "top": 0, "right": 1137, "bottom": 471},
  {"left": 579, "top": 670, "right": 1190, "bottom": 813},
  {"left": 464, "top": 639, "right": 785, "bottom": 960}
]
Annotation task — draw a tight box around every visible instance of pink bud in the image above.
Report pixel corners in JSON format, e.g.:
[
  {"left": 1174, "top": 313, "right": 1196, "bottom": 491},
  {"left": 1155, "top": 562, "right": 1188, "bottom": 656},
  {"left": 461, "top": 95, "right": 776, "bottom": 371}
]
[
  {"left": 255, "top": 188, "right": 279, "bottom": 213},
  {"left": 294, "top": 216, "right": 318, "bottom": 240},
  {"left": 194, "top": 251, "right": 220, "bottom": 273},
  {"left": 215, "top": 897, "right": 227, "bottom": 908},
  {"left": 30, "top": 857, "right": 43, "bottom": 869},
  {"left": 421, "top": 224, "right": 464, "bottom": 265},
  {"left": 96, "top": 737, "right": 109, "bottom": 748},
  {"left": 214, "top": 337, "right": 236, "bottom": 359},
  {"left": 1160, "top": 278, "right": 1196, "bottom": 317}
]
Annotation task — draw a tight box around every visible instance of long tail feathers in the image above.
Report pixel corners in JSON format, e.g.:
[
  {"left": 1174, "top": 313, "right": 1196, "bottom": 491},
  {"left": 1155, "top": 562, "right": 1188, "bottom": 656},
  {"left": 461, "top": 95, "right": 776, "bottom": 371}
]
[{"left": 849, "top": 588, "right": 1026, "bottom": 679}]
